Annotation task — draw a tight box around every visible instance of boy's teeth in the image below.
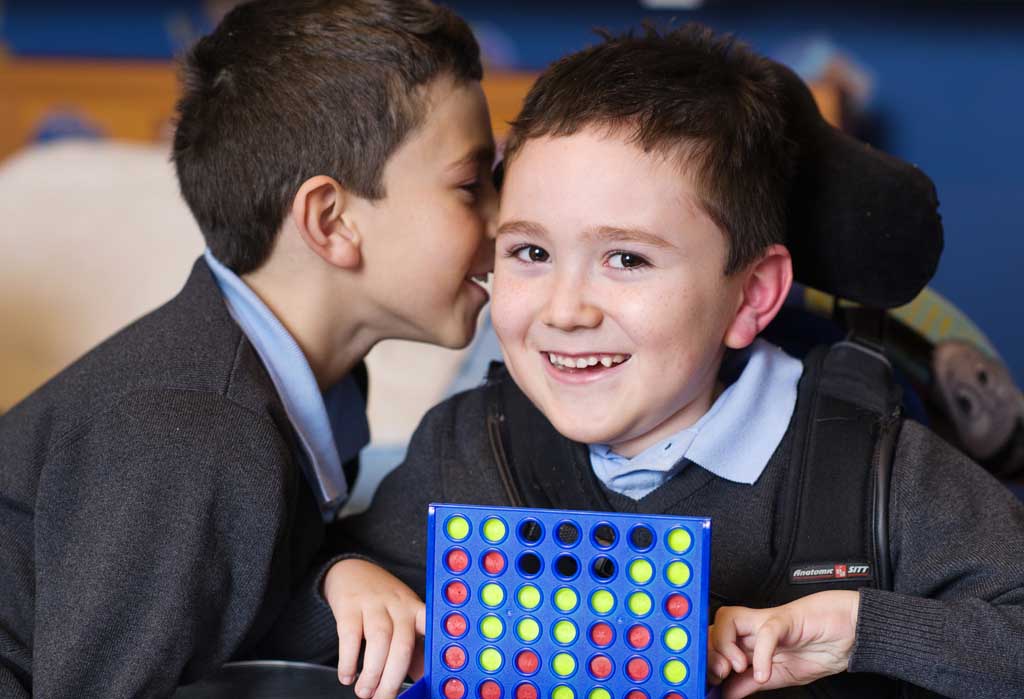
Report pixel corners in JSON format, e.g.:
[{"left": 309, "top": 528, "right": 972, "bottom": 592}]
[{"left": 547, "top": 352, "right": 628, "bottom": 369}]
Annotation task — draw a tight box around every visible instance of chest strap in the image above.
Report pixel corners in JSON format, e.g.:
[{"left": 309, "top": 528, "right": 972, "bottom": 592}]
[{"left": 761, "top": 341, "right": 901, "bottom": 605}]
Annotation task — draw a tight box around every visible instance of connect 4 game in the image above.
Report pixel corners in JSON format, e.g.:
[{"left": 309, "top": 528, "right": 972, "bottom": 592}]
[{"left": 401, "top": 504, "right": 711, "bottom": 699}]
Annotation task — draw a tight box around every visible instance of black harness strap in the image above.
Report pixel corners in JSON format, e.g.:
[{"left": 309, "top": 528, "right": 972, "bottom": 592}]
[
  {"left": 760, "top": 341, "right": 907, "bottom": 699},
  {"left": 873, "top": 412, "right": 900, "bottom": 592},
  {"left": 764, "top": 341, "right": 901, "bottom": 605}
]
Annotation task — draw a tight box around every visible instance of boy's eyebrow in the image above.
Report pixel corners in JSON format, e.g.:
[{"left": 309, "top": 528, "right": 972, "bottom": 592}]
[
  {"left": 496, "top": 221, "right": 675, "bottom": 249},
  {"left": 585, "top": 225, "right": 675, "bottom": 249},
  {"left": 449, "top": 143, "right": 496, "bottom": 170},
  {"left": 496, "top": 219, "right": 548, "bottom": 238}
]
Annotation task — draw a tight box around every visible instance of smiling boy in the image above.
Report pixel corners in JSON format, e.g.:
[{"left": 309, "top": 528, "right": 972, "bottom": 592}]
[
  {"left": 492, "top": 129, "right": 790, "bottom": 460},
  {"left": 0, "top": 1, "right": 496, "bottom": 697},
  {"left": 339, "top": 24, "right": 1024, "bottom": 699}
]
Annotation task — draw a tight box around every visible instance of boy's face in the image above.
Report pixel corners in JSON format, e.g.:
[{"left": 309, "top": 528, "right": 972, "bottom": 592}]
[
  {"left": 492, "top": 130, "right": 746, "bottom": 457},
  {"left": 356, "top": 76, "right": 497, "bottom": 348}
]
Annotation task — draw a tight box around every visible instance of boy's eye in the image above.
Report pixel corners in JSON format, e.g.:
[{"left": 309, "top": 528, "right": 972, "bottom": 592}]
[
  {"left": 458, "top": 180, "right": 480, "bottom": 195},
  {"left": 607, "top": 252, "right": 649, "bottom": 269},
  {"left": 512, "top": 245, "right": 550, "bottom": 263}
]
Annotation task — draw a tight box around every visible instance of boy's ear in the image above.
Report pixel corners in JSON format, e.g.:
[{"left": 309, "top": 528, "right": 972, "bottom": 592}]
[
  {"left": 723, "top": 244, "right": 793, "bottom": 350},
  {"left": 290, "top": 175, "right": 362, "bottom": 270}
]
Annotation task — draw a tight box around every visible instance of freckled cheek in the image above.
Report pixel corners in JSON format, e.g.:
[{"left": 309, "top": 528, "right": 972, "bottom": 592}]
[
  {"left": 615, "top": 288, "right": 715, "bottom": 372},
  {"left": 609, "top": 287, "right": 685, "bottom": 344}
]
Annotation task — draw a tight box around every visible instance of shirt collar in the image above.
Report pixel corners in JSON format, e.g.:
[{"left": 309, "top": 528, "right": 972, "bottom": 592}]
[
  {"left": 590, "top": 338, "right": 803, "bottom": 491},
  {"left": 204, "top": 250, "right": 369, "bottom": 519}
]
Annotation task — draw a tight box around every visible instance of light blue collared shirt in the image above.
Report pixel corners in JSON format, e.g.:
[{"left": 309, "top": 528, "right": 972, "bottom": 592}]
[
  {"left": 589, "top": 339, "right": 803, "bottom": 499},
  {"left": 204, "top": 250, "right": 370, "bottom": 520}
]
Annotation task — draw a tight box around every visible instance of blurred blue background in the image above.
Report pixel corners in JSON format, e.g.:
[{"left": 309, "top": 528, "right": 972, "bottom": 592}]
[{"left": 2, "top": 0, "right": 1022, "bottom": 383}]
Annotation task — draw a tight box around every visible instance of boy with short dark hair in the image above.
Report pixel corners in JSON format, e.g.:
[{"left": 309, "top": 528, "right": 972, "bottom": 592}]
[
  {"left": 0, "top": 1, "right": 496, "bottom": 696},
  {"left": 338, "top": 25, "right": 1024, "bottom": 698}
]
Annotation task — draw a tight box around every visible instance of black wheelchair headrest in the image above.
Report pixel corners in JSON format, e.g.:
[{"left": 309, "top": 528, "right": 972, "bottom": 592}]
[{"left": 775, "top": 60, "right": 944, "bottom": 309}]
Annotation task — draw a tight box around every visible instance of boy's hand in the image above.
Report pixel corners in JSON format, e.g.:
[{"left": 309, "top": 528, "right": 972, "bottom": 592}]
[
  {"left": 707, "top": 590, "right": 860, "bottom": 699},
  {"left": 324, "top": 559, "right": 426, "bottom": 699}
]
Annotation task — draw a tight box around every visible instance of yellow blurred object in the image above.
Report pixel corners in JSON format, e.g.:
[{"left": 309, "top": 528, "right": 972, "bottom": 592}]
[{"left": 802, "top": 285, "right": 999, "bottom": 358}]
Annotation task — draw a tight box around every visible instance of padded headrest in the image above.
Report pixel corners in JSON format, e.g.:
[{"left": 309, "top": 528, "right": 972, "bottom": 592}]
[{"left": 776, "top": 61, "right": 944, "bottom": 308}]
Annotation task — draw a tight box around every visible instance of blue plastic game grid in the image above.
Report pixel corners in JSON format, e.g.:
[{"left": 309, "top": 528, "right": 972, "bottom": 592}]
[{"left": 404, "top": 503, "right": 711, "bottom": 699}]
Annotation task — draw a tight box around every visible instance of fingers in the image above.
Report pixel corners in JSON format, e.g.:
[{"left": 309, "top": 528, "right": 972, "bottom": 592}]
[
  {"left": 375, "top": 608, "right": 420, "bottom": 699},
  {"left": 752, "top": 616, "right": 787, "bottom": 684},
  {"left": 706, "top": 648, "right": 732, "bottom": 686},
  {"left": 324, "top": 561, "right": 426, "bottom": 698},
  {"left": 336, "top": 607, "right": 363, "bottom": 685},
  {"left": 709, "top": 610, "right": 752, "bottom": 675},
  {"left": 355, "top": 607, "right": 393, "bottom": 699},
  {"left": 409, "top": 635, "right": 425, "bottom": 681},
  {"left": 721, "top": 670, "right": 766, "bottom": 699}
]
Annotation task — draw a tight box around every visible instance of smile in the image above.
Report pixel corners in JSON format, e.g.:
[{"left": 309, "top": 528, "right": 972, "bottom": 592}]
[{"left": 544, "top": 351, "right": 631, "bottom": 370}]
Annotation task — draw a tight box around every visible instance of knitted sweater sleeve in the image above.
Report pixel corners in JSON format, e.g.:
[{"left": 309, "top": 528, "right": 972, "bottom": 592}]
[
  {"left": 32, "top": 390, "right": 291, "bottom": 699},
  {"left": 849, "top": 419, "right": 1024, "bottom": 697},
  {"left": 332, "top": 398, "right": 458, "bottom": 600}
]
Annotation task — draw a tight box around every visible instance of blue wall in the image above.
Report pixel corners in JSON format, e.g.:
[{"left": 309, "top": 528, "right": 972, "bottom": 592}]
[{"left": 3, "top": 1, "right": 1022, "bottom": 381}]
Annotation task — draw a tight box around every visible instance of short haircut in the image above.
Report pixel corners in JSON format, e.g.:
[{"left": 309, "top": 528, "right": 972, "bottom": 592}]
[
  {"left": 504, "top": 24, "right": 793, "bottom": 274},
  {"left": 173, "top": 0, "right": 482, "bottom": 273}
]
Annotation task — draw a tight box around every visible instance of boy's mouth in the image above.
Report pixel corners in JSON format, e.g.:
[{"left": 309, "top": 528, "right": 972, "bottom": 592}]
[{"left": 544, "top": 351, "right": 631, "bottom": 371}]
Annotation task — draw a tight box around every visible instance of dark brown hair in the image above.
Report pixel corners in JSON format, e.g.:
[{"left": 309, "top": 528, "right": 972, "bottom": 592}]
[
  {"left": 173, "top": 0, "right": 482, "bottom": 273},
  {"left": 505, "top": 24, "right": 793, "bottom": 274}
]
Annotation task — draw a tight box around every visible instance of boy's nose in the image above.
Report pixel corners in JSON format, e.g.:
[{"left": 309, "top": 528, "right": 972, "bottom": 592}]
[{"left": 541, "top": 274, "right": 603, "bottom": 331}]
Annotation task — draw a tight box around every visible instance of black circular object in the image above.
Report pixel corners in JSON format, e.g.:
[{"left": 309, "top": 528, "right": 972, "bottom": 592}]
[
  {"left": 629, "top": 526, "right": 654, "bottom": 551},
  {"left": 592, "top": 524, "right": 616, "bottom": 549},
  {"left": 554, "top": 554, "right": 579, "bottom": 579},
  {"left": 556, "top": 522, "right": 580, "bottom": 546},
  {"left": 591, "top": 556, "right": 616, "bottom": 581},
  {"left": 519, "top": 519, "right": 543, "bottom": 544},
  {"left": 518, "top": 551, "right": 542, "bottom": 576}
]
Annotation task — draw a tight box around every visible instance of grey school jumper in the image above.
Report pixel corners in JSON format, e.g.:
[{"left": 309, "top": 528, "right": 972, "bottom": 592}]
[
  {"left": 342, "top": 369, "right": 1024, "bottom": 699},
  {"left": 0, "top": 259, "right": 346, "bottom": 698}
]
